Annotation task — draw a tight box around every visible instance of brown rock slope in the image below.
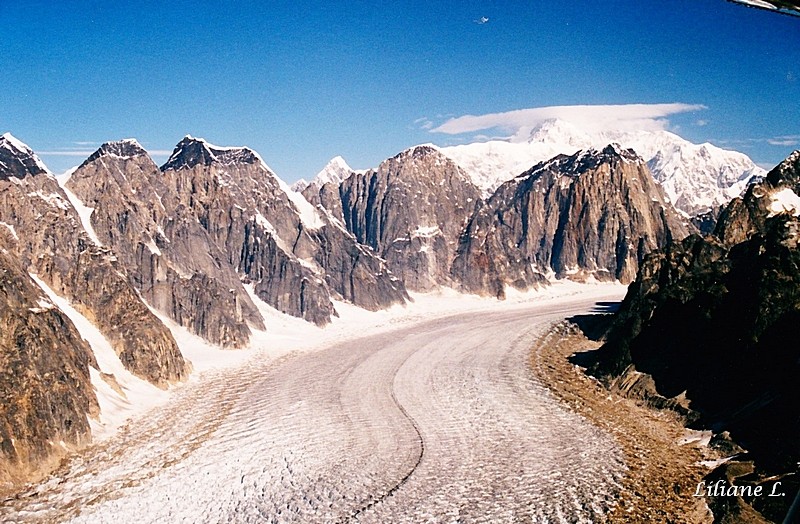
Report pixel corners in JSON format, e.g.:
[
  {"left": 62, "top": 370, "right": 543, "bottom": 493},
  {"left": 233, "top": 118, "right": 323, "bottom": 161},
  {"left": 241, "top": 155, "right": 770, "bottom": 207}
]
[
  {"left": 0, "top": 134, "right": 188, "bottom": 387},
  {"left": 0, "top": 247, "right": 98, "bottom": 494},
  {"left": 65, "top": 139, "right": 264, "bottom": 348}
]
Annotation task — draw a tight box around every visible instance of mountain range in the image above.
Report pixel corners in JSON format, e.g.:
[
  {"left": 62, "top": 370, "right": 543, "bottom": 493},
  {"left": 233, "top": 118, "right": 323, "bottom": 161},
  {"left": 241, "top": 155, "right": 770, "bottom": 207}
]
[
  {"left": 0, "top": 126, "right": 769, "bottom": 495},
  {"left": 437, "top": 118, "right": 765, "bottom": 216}
]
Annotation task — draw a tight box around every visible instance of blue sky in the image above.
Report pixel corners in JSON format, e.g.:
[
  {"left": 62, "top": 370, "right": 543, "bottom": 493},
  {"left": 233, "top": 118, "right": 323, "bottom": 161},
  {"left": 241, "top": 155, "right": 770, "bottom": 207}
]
[{"left": 1, "top": 1, "right": 798, "bottom": 180}]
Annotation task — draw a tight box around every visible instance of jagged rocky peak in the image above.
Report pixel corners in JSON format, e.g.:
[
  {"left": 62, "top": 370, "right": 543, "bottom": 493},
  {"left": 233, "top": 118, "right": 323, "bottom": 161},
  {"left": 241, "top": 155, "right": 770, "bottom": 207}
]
[
  {"left": 0, "top": 133, "right": 49, "bottom": 179},
  {"left": 556, "top": 143, "right": 642, "bottom": 174},
  {"left": 162, "top": 135, "right": 262, "bottom": 170},
  {"left": 66, "top": 139, "right": 264, "bottom": 348},
  {"left": 766, "top": 149, "right": 800, "bottom": 187},
  {"left": 714, "top": 149, "right": 800, "bottom": 246},
  {"left": 337, "top": 143, "right": 481, "bottom": 291},
  {"left": 82, "top": 138, "right": 149, "bottom": 165},
  {"left": 451, "top": 145, "right": 689, "bottom": 295},
  {"left": 375, "top": 144, "right": 473, "bottom": 184},
  {"left": 300, "top": 155, "right": 355, "bottom": 192},
  {"left": 158, "top": 135, "right": 407, "bottom": 323}
]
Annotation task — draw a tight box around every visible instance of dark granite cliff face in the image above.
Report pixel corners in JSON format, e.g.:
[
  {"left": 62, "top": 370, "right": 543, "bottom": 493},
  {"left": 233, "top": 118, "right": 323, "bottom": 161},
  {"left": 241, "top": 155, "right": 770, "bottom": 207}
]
[
  {"left": 65, "top": 139, "right": 264, "bottom": 348},
  {"left": 0, "top": 135, "right": 188, "bottom": 387},
  {"left": 451, "top": 145, "right": 689, "bottom": 297},
  {"left": 160, "top": 137, "right": 406, "bottom": 324},
  {"left": 591, "top": 150, "right": 800, "bottom": 523},
  {"left": 324, "top": 145, "right": 483, "bottom": 291},
  {"left": 0, "top": 247, "right": 98, "bottom": 493}
]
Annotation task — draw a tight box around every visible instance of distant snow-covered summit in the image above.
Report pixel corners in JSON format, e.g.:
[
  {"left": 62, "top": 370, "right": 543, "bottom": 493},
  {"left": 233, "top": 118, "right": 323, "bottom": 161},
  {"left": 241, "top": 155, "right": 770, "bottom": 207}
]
[
  {"left": 439, "top": 119, "right": 764, "bottom": 216},
  {"left": 292, "top": 156, "right": 356, "bottom": 192}
]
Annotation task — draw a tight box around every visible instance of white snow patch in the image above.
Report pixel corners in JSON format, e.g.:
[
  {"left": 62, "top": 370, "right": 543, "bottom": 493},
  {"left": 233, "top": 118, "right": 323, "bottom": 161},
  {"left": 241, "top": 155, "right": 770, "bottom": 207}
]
[
  {"left": 26, "top": 190, "right": 71, "bottom": 211},
  {"left": 29, "top": 274, "right": 170, "bottom": 441},
  {"left": 144, "top": 237, "right": 161, "bottom": 256},
  {"left": 58, "top": 183, "right": 104, "bottom": 246},
  {"left": 57, "top": 166, "right": 79, "bottom": 184},
  {"left": 0, "top": 221, "right": 18, "bottom": 240},
  {"left": 768, "top": 188, "right": 800, "bottom": 216},
  {"left": 679, "top": 429, "right": 713, "bottom": 447},
  {"left": 698, "top": 457, "right": 734, "bottom": 469},
  {"left": 279, "top": 178, "right": 325, "bottom": 230},
  {"left": 2, "top": 132, "right": 31, "bottom": 153},
  {"left": 412, "top": 225, "right": 441, "bottom": 238}
]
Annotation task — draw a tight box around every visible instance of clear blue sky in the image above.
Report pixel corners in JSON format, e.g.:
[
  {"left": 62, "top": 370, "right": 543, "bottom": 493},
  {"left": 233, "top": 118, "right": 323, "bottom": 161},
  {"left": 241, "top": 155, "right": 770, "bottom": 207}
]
[{"left": 1, "top": 1, "right": 798, "bottom": 180}]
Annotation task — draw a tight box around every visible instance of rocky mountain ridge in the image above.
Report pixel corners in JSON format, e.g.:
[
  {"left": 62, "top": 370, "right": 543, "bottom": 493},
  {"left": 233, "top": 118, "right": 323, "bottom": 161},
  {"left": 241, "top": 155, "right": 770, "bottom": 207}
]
[
  {"left": 335, "top": 145, "right": 482, "bottom": 291},
  {"left": 302, "top": 143, "right": 692, "bottom": 297},
  {"left": 589, "top": 149, "right": 800, "bottom": 523},
  {"left": 0, "top": 133, "right": 409, "bottom": 492}
]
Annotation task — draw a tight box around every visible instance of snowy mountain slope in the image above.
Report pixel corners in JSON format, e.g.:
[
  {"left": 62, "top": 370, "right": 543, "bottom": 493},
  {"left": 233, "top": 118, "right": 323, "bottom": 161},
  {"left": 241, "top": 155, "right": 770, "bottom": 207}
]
[
  {"left": 291, "top": 156, "right": 356, "bottom": 192},
  {"left": 440, "top": 119, "right": 765, "bottom": 216}
]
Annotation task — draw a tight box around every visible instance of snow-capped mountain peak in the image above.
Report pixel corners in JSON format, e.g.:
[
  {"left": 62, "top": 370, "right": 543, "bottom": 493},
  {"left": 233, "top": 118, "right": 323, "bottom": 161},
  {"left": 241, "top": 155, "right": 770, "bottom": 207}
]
[
  {"left": 0, "top": 132, "right": 50, "bottom": 177},
  {"left": 295, "top": 155, "right": 356, "bottom": 192},
  {"left": 440, "top": 120, "right": 765, "bottom": 216},
  {"left": 162, "top": 136, "right": 270, "bottom": 172},
  {"left": 523, "top": 118, "right": 592, "bottom": 147}
]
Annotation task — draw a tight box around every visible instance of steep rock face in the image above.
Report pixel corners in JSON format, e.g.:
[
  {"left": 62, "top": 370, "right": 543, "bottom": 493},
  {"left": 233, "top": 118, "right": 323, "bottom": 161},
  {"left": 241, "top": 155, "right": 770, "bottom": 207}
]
[
  {"left": 161, "top": 137, "right": 406, "bottom": 323},
  {"left": 591, "top": 150, "right": 800, "bottom": 523},
  {"left": 0, "top": 247, "right": 98, "bottom": 492},
  {"left": 65, "top": 139, "right": 263, "bottom": 348},
  {"left": 303, "top": 181, "right": 346, "bottom": 224},
  {"left": 451, "top": 145, "right": 689, "bottom": 296},
  {"left": 0, "top": 135, "right": 188, "bottom": 387},
  {"left": 336, "top": 145, "right": 482, "bottom": 291}
]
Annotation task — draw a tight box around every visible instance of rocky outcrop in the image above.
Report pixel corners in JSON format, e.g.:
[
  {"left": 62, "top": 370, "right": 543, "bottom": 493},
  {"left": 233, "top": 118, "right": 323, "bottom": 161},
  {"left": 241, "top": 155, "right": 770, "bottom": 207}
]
[
  {"left": 590, "top": 150, "right": 800, "bottom": 523},
  {"left": 335, "top": 145, "right": 482, "bottom": 291},
  {"left": 0, "top": 247, "right": 98, "bottom": 493},
  {"left": 65, "top": 139, "right": 263, "bottom": 348},
  {"left": 0, "top": 134, "right": 188, "bottom": 387},
  {"left": 451, "top": 145, "right": 690, "bottom": 297},
  {"left": 161, "top": 137, "right": 406, "bottom": 323},
  {"left": 715, "top": 150, "right": 800, "bottom": 246}
]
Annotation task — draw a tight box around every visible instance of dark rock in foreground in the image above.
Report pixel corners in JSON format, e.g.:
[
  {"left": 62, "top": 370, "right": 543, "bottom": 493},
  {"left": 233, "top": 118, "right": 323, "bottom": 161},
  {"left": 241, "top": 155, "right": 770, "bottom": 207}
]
[{"left": 590, "top": 150, "right": 800, "bottom": 523}]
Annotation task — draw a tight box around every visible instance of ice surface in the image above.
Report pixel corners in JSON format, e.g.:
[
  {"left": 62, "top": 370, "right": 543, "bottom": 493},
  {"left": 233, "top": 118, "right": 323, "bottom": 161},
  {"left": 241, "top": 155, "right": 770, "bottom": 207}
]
[{"left": 1, "top": 282, "right": 629, "bottom": 523}]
